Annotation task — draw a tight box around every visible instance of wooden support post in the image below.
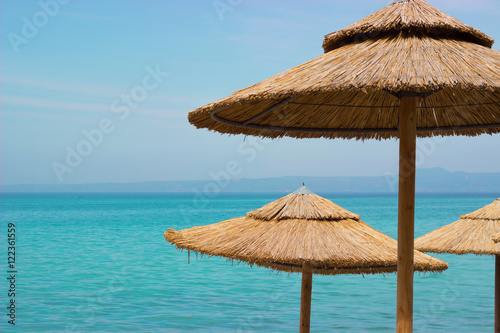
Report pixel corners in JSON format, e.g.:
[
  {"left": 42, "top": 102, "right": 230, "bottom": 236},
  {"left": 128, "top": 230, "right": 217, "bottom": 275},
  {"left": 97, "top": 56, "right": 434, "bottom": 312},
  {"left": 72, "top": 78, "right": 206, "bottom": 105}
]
[
  {"left": 300, "top": 262, "right": 313, "bottom": 333},
  {"left": 496, "top": 255, "right": 500, "bottom": 333},
  {"left": 396, "top": 96, "right": 417, "bottom": 333}
]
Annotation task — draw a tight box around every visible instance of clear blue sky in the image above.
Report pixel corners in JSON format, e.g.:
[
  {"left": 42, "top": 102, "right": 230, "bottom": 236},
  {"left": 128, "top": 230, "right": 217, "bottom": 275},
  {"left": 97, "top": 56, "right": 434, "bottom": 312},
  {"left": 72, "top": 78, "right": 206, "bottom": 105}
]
[{"left": 1, "top": 0, "right": 499, "bottom": 185}]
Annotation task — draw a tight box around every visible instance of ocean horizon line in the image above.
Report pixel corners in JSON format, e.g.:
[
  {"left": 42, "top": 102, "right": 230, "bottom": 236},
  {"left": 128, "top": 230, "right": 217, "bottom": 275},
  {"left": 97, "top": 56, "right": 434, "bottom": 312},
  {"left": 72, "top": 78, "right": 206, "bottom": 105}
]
[{"left": 1, "top": 191, "right": 498, "bottom": 199}]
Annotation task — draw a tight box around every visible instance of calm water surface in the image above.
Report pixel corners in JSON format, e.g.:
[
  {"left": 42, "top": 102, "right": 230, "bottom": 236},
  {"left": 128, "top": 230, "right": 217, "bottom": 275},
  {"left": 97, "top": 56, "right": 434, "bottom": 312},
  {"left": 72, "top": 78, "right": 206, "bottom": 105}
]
[{"left": 0, "top": 193, "right": 496, "bottom": 332}]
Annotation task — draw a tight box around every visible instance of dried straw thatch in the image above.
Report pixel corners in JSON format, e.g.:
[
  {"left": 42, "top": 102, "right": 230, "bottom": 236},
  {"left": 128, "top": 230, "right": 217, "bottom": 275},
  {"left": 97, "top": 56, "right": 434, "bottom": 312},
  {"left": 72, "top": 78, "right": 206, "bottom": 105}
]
[
  {"left": 188, "top": 0, "right": 500, "bottom": 140},
  {"left": 322, "top": 0, "right": 493, "bottom": 52},
  {"left": 493, "top": 233, "right": 500, "bottom": 243},
  {"left": 415, "top": 198, "right": 500, "bottom": 332},
  {"left": 415, "top": 199, "right": 500, "bottom": 255},
  {"left": 166, "top": 186, "right": 448, "bottom": 275}
]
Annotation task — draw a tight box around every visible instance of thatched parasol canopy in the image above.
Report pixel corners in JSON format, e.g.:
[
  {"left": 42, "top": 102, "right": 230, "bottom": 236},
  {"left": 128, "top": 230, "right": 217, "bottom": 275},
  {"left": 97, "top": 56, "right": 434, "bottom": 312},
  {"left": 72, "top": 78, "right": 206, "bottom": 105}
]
[
  {"left": 166, "top": 186, "right": 448, "bottom": 274},
  {"left": 166, "top": 186, "right": 448, "bottom": 332},
  {"left": 415, "top": 198, "right": 500, "bottom": 331},
  {"left": 415, "top": 198, "right": 500, "bottom": 255},
  {"left": 188, "top": 0, "right": 500, "bottom": 141}
]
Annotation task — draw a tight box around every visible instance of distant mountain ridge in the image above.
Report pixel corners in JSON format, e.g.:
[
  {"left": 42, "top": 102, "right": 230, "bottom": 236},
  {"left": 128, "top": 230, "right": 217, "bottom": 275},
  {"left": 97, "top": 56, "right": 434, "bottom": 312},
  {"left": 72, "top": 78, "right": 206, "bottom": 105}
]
[{"left": 2, "top": 168, "right": 499, "bottom": 194}]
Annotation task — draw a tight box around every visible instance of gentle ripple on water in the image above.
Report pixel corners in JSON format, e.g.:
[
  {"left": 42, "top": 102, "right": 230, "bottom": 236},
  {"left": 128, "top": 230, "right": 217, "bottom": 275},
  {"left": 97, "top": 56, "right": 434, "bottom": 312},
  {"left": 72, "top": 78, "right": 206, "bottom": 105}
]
[{"left": 0, "top": 193, "right": 496, "bottom": 332}]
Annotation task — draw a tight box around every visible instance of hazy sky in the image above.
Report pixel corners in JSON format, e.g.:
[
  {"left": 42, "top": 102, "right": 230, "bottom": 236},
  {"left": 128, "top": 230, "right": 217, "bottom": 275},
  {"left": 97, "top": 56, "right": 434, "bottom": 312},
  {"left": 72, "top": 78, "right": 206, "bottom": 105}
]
[{"left": 2, "top": 0, "right": 499, "bottom": 185}]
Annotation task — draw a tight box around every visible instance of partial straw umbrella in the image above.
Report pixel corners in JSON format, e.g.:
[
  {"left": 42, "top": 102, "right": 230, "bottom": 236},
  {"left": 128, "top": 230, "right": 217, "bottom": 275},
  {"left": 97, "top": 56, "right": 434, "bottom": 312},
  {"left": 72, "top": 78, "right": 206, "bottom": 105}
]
[
  {"left": 415, "top": 198, "right": 500, "bottom": 332},
  {"left": 187, "top": 1, "right": 500, "bottom": 331},
  {"left": 166, "top": 185, "right": 449, "bottom": 332}
]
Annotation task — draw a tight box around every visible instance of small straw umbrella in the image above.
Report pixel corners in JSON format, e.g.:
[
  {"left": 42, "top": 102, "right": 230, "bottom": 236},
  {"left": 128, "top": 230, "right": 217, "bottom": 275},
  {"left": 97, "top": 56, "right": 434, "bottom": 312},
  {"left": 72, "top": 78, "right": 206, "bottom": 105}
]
[
  {"left": 166, "top": 185, "right": 449, "bottom": 332},
  {"left": 186, "top": 1, "right": 500, "bottom": 331},
  {"left": 415, "top": 198, "right": 500, "bottom": 331}
]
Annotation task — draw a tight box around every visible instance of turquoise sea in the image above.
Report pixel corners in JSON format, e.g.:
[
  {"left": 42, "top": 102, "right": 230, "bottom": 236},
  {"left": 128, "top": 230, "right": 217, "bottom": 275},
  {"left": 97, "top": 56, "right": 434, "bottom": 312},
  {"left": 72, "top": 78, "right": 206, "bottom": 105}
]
[{"left": 0, "top": 193, "right": 497, "bottom": 332}]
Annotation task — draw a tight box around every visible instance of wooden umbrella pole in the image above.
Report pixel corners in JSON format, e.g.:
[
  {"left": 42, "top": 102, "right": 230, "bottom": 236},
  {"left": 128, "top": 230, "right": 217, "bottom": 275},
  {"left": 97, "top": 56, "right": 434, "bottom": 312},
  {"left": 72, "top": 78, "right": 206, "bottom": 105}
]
[
  {"left": 396, "top": 96, "right": 417, "bottom": 333},
  {"left": 496, "top": 255, "right": 500, "bottom": 333},
  {"left": 300, "top": 262, "right": 313, "bottom": 333}
]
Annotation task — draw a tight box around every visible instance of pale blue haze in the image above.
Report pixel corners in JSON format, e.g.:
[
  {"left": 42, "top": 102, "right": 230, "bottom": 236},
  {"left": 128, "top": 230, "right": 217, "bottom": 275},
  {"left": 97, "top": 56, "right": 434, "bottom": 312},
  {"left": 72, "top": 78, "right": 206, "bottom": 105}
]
[{"left": 1, "top": 0, "right": 500, "bottom": 185}]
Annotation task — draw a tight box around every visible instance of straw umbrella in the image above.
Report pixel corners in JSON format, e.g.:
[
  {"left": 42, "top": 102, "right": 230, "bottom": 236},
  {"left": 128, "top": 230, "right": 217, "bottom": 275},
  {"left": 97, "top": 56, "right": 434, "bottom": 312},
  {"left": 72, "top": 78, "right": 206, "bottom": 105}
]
[
  {"left": 187, "top": 1, "right": 500, "bottom": 331},
  {"left": 166, "top": 186, "right": 448, "bottom": 332},
  {"left": 415, "top": 198, "right": 500, "bottom": 331}
]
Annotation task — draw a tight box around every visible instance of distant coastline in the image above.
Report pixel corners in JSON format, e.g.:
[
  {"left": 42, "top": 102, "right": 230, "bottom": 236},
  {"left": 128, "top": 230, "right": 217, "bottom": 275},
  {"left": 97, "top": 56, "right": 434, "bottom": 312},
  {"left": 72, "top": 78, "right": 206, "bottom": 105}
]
[
  {"left": 2, "top": 168, "right": 499, "bottom": 194},
  {"left": 1, "top": 192, "right": 498, "bottom": 199}
]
